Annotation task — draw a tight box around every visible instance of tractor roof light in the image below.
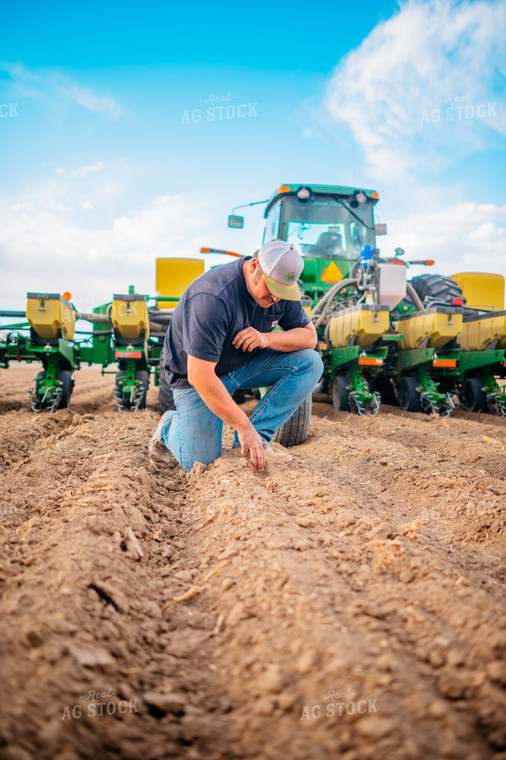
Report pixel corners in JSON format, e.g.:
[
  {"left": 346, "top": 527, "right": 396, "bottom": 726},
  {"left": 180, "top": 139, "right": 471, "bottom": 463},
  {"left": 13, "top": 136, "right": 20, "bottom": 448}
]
[
  {"left": 297, "top": 186, "right": 311, "bottom": 200},
  {"left": 355, "top": 191, "right": 367, "bottom": 204}
]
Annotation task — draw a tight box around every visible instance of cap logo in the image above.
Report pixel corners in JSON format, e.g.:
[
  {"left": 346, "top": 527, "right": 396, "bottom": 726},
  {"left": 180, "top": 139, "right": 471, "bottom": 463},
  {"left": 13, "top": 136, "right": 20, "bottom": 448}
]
[{"left": 284, "top": 272, "right": 296, "bottom": 281}]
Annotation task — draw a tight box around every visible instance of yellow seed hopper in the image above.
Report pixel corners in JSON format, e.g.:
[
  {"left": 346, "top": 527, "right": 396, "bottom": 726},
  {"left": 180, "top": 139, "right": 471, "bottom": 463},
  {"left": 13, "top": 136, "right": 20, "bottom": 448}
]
[
  {"left": 458, "top": 310, "right": 506, "bottom": 351},
  {"left": 111, "top": 294, "right": 149, "bottom": 341},
  {"left": 326, "top": 305, "right": 390, "bottom": 348},
  {"left": 396, "top": 307, "right": 463, "bottom": 350},
  {"left": 26, "top": 293, "right": 76, "bottom": 341}
]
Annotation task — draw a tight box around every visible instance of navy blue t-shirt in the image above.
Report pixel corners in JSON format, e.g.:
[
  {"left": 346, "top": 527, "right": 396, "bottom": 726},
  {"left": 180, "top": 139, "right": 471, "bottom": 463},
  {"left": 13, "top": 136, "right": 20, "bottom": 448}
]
[{"left": 163, "top": 257, "right": 310, "bottom": 388}]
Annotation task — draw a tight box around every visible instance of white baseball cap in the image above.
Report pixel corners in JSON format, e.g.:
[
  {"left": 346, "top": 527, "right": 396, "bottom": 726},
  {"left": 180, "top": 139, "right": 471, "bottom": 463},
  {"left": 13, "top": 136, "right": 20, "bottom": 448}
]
[{"left": 257, "top": 240, "right": 303, "bottom": 301}]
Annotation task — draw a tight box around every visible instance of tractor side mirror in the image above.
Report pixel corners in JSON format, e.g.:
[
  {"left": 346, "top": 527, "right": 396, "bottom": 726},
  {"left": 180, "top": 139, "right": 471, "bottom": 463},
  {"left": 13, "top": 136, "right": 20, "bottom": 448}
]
[
  {"left": 374, "top": 223, "right": 387, "bottom": 235},
  {"left": 228, "top": 215, "right": 244, "bottom": 229}
]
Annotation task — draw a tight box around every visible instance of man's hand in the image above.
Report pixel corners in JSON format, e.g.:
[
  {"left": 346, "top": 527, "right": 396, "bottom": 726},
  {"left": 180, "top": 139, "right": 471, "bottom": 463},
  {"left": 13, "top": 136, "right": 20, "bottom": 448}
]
[
  {"left": 232, "top": 327, "right": 269, "bottom": 352},
  {"left": 238, "top": 423, "right": 266, "bottom": 470}
]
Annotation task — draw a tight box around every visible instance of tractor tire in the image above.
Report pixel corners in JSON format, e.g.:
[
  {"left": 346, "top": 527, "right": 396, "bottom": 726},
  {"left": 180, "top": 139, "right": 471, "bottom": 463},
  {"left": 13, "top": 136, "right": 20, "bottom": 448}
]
[
  {"left": 332, "top": 375, "right": 351, "bottom": 411},
  {"left": 158, "top": 361, "right": 176, "bottom": 415},
  {"left": 461, "top": 378, "right": 486, "bottom": 412},
  {"left": 409, "top": 274, "right": 464, "bottom": 308},
  {"left": 135, "top": 369, "right": 149, "bottom": 410},
  {"left": 273, "top": 395, "right": 312, "bottom": 447},
  {"left": 57, "top": 369, "right": 73, "bottom": 409},
  {"left": 398, "top": 376, "right": 421, "bottom": 412}
]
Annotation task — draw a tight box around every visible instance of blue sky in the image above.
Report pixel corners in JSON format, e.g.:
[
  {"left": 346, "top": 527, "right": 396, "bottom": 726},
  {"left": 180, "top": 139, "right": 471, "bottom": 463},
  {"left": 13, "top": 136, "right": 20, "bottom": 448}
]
[{"left": 1, "top": 0, "right": 505, "bottom": 312}]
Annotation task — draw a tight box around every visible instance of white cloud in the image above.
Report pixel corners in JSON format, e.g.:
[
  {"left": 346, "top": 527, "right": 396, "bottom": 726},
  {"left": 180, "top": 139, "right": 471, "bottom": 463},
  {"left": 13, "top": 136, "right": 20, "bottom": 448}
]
[
  {"left": 324, "top": 0, "right": 506, "bottom": 181},
  {"left": 0, "top": 172, "right": 213, "bottom": 312},
  {"left": 0, "top": 61, "right": 123, "bottom": 118},
  {"left": 385, "top": 201, "right": 506, "bottom": 280},
  {"left": 54, "top": 83, "right": 122, "bottom": 116},
  {"left": 9, "top": 161, "right": 131, "bottom": 223},
  {"left": 69, "top": 162, "right": 107, "bottom": 178}
]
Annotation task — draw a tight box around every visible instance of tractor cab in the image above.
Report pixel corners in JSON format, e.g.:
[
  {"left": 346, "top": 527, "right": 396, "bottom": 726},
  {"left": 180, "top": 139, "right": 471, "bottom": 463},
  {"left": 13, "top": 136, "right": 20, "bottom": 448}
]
[{"left": 259, "top": 184, "right": 385, "bottom": 303}]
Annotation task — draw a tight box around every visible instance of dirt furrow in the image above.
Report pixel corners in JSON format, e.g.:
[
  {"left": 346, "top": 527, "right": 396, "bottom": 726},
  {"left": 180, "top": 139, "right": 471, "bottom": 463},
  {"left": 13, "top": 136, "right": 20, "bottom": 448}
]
[
  {"left": 0, "top": 409, "right": 233, "bottom": 759},
  {"left": 176, "top": 445, "right": 505, "bottom": 759},
  {"left": 0, "top": 369, "right": 505, "bottom": 760}
]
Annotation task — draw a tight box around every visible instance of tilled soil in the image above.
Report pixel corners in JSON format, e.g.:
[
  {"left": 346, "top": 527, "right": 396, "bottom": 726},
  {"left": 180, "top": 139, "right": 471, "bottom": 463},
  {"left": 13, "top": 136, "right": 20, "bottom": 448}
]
[{"left": 0, "top": 367, "right": 505, "bottom": 760}]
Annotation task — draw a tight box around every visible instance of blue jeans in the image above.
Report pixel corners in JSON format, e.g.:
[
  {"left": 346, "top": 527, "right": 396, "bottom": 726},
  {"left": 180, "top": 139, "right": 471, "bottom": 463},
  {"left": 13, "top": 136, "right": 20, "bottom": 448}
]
[{"left": 159, "top": 348, "right": 323, "bottom": 472}]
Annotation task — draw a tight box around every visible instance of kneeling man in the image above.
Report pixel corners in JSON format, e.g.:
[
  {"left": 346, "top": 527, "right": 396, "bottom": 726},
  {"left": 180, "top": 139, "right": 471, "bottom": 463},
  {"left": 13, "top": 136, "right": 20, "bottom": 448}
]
[{"left": 148, "top": 240, "right": 323, "bottom": 471}]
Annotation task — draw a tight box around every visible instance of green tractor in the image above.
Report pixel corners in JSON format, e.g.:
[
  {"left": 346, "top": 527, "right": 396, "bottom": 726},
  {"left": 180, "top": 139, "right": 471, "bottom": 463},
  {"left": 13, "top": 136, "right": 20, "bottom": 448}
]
[
  {"left": 227, "top": 183, "right": 506, "bottom": 426},
  {"left": 229, "top": 183, "right": 406, "bottom": 422}
]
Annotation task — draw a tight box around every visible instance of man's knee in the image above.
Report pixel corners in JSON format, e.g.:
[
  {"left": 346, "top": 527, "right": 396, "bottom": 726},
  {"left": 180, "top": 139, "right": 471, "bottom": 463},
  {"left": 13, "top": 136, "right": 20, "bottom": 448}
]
[{"left": 299, "top": 349, "right": 324, "bottom": 379}]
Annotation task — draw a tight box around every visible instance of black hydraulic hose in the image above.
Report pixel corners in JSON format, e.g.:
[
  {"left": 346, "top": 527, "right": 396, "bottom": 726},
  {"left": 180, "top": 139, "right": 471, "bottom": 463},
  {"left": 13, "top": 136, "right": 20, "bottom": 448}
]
[
  {"left": 311, "top": 278, "right": 353, "bottom": 321},
  {"left": 312, "top": 278, "right": 354, "bottom": 317},
  {"left": 312, "top": 278, "right": 360, "bottom": 329}
]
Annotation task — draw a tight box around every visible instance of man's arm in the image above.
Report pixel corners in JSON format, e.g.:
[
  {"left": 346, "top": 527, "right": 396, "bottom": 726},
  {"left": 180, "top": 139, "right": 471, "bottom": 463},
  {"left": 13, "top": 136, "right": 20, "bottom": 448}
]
[
  {"left": 187, "top": 354, "right": 266, "bottom": 470},
  {"left": 232, "top": 322, "right": 317, "bottom": 353}
]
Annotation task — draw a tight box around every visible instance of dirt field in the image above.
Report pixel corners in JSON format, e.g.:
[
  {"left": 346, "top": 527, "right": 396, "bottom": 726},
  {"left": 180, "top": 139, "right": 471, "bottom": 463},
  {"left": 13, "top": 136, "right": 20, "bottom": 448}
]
[{"left": 1, "top": 366, "right": 505, "bottom": 760}]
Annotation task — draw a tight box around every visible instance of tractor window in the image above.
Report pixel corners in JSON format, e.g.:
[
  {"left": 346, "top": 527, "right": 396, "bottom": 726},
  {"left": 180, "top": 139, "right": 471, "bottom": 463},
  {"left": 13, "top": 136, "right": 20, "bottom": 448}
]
[
  {"left": 287, "top": 222, "right": 348, "bottom": 258},
  {"left": 263, "top": 201, "right": 281, "bottom": 243},
  {"left": 279, "top": 197, "right": 375, "bottom": 259}
]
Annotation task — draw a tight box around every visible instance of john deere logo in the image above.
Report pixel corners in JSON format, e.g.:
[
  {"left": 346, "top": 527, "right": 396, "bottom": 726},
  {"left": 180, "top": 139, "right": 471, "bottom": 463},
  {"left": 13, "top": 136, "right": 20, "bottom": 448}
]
[{"left": 284, "top": 272, "right": 296, "bottom": 281}]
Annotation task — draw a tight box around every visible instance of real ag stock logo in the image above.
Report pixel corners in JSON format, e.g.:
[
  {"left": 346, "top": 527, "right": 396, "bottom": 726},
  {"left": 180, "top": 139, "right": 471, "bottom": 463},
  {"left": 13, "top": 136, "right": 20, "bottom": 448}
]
[
  {"left": 420, "top": 92, "right": 497, "bottom": 125},
  {"left": 300, "top": 686, "right": 379, "bottom": 721},
  {"left": 181, "top": 92, "right": 258, "bottom": 125},
  {"left": 61, "top": 689, "right": 139, "bottom": 720}
]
